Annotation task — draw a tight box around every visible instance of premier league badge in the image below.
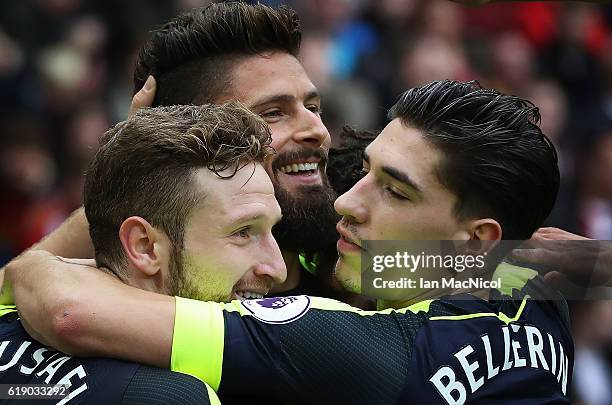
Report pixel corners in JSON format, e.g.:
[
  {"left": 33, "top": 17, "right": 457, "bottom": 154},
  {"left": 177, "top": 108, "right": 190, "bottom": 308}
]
[{"left": 241, "top": 295, "right": 311, "bottom": 324}]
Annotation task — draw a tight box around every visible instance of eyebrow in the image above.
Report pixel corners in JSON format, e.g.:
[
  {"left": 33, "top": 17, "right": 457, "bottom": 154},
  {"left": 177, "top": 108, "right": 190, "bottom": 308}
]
[
  {"left": 363, "top": 151, "right": 422, "bottom": 194},
  {"left": 250, "top": 90, "right": 320, "bottom": 109},
  {"left": 229, "top": 213, "right": 283, "bottom": 228}
]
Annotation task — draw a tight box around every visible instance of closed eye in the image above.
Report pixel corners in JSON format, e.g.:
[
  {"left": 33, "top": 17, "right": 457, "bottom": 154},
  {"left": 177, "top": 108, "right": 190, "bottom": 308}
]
[
  {"left": 233, "top": 227, "right": 251, "bottom": 239},
  {"left": 260, "top": 109, "right": 284, "bottom": 121},
  {"left": 383, "top": 185, "right": 410, "bottom": 201}
]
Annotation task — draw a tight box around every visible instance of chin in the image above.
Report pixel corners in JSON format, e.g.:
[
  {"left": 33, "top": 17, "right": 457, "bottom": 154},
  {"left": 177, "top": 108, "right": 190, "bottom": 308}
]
[{"left": 335, "top": 262, "right": 361, "bottom": 294}]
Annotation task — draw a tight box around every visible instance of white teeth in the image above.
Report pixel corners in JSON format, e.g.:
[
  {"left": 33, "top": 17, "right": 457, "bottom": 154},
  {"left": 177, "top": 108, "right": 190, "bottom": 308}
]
[
  {"left": 280, "top": 162, "right": 319, "bottom": 173},
  {"left": 235, "top": 291, "right": 264, "bottom": 301}
]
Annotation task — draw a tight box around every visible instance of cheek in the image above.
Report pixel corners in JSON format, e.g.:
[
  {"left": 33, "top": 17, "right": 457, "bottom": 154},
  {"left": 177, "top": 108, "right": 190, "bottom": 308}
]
[
  {"left": 181, "top": 254, "right": 235, "bottom": 298},
  {"left": 321, "top": 129, "right": 332, "bottom": 149},
  {"left": 368, "top": 206, "right": 408, "bottom": 239},
  {"left": 223, "top": 246, "right": 256, "bottom": 280},
  {"left": 269, "top": 123, "right": 291, "bottom": 152},
  {"left": 370, "top": 205, "right": 458, "bottom": 240}
]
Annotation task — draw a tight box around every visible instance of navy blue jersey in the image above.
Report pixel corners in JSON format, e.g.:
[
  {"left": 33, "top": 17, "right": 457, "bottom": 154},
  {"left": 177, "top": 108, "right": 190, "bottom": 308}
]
[
  {"left": 0, "top": 307, "right": 218, "bottom": 405},
  {"left": 172, "top": 273, "right": 573, "bottom": 404}
]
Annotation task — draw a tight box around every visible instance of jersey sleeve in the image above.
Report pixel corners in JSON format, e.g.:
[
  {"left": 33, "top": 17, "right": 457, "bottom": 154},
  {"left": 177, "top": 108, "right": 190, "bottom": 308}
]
[
  {"left": 121, "top": 365, "right": 220, "bottom": 405},
  {"left": 171, "top": 295, "right": 433, "bottom": 404}
]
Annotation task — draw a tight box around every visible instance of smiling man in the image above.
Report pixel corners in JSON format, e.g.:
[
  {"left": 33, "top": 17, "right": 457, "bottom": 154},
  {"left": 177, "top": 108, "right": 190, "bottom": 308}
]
[
  {"left": 0, "top": 1, "right": 337, "bottom": 299},
  {"left": 0, "top": 102, "right": 287, "bottom": 405},
  {"left": 8, "top": 81, "right": 573, "bottom": 404},
  {"left": 82, "top": 104, "right": 285, "bottom": 303}
]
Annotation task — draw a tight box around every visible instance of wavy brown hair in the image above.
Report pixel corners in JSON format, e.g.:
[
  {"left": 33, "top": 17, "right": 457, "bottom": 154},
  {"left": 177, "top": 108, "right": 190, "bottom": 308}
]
[{"left": 84, "top": 103, "right": 273, "bottom": 276}]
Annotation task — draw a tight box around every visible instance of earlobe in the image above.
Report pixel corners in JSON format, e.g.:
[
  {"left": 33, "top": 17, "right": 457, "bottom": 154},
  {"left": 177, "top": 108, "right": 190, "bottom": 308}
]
[
  {"left": 465, "top": 219, "right": 502, "bottom": 254},
  {"left": 119, "top": 217, "right": 162, "bottom": 277}
]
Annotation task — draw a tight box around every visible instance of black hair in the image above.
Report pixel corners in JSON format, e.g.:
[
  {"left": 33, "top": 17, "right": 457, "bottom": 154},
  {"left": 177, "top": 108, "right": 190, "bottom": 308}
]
[
  {"left": 389, "top": 80, "right": 560, "bottom": 240},
  {"left": 328, "top": 126, "right": 378, "bottom": 195},
  {"left": 133, "top": 1, "right": 301, "bottom": 106}
]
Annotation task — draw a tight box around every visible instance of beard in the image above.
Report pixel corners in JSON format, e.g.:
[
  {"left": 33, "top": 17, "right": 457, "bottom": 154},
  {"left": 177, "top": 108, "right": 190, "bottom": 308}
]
[
  {"left": 270, "top": 148, "right": 340, "bottom": 256},
  {"left": 169, "top": 249, "right": 233, "bottom": 303},
  {"left": 167, "top": 244, "right": 187, "bottom": 298},
  {"left": 272, "top": 178, "right": 340, "bottom": 257}
]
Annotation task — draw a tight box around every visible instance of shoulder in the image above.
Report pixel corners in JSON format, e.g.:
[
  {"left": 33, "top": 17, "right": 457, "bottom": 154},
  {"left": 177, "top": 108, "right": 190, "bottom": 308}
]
[{"left": 122, "top": 366, "right": 219, "bottom": 405}]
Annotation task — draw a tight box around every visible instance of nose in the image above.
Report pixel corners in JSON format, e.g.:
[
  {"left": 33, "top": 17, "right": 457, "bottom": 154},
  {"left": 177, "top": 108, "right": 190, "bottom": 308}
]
[
  {"left": 292, "top": 107, "right": 331, "bottom": 149},
  {"left": 334, "top": 176, "right": 369, "bottom": 224},
  {"left": 252, "top": 233, "right": 287, "bottom": 284}
]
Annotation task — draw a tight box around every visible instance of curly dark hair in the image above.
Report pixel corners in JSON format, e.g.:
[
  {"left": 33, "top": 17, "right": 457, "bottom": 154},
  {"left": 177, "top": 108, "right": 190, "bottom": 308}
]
[{"left": 327, "top": 126, "right": 379, "bottom": 196}]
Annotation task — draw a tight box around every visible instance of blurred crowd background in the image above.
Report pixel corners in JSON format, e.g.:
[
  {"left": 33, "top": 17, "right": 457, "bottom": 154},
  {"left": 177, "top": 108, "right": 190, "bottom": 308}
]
[{"left": 1, "top": 0, "right": 611, "bottom": 403}]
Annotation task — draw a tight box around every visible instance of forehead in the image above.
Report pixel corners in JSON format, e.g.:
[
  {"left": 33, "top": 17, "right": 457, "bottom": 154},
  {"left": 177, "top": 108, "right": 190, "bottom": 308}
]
[
  {"left": 219, "top": 52, "right": 317, "bottom": 105},
  {"left": 195, "top": 164, "right": 277, "bottom": 219},
  {"left": 367, "top": 119, "right": 444, "bottom": 189}
]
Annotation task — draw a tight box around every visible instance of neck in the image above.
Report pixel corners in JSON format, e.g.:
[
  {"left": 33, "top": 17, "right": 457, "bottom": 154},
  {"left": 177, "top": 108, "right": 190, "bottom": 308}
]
[
  {"left": 112, "top": 264, "right": 166, "bottom": 294},
  {"left": 100, "top": 266, "right": 124, "bottom": 281},
  {"left": 270, "top": 250, "right": 302, "bottom": 293}
]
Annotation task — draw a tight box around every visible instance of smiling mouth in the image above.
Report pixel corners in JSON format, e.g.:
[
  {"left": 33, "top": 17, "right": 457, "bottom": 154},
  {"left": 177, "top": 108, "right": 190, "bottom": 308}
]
[
  {"left": 278, "top": 162, "right": 319, "bottom": 175},
  {"left": 234, "top": 291, "right": 266, "bottom": 300}
]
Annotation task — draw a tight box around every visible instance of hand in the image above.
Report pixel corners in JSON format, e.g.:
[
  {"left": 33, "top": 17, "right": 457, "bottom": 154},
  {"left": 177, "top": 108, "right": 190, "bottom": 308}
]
[
  {"left": 128, "top": 75, "right": 156, "bottom": 117},
  {"left": 511, "top": 227, "right": 612, "bottom": 288}
]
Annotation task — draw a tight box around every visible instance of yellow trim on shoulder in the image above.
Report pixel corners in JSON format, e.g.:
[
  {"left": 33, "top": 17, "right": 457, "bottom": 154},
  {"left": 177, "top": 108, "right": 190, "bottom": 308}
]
[
  {"left": 172, "top": 297, "right": 225, "bottom": 391},
  {"left": 0, "top": 304, "right": 17, "bottom": 318},
  {"left": 493, "top": 262, "right": 538, "bottom": 296},
  {"left": 429, "top": 296, "right": 529, "bottom": 325},
  {"left": 205, "top": 383, "right": 222, "bottom": 405},
  {"left": 219, "top": 295, "right": 434, "bottom": 317},
  {"left": 0, "top": 278, "right": 14, "bottom": 306}
]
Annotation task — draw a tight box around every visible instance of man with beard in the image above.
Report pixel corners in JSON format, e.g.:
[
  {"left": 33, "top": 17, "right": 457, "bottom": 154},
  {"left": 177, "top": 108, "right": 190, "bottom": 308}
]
[
  {"left": 8, "top": 81, "right": 574, "bottom": 404},
  {"left": 0, "top": 102, "right": 288, "bottom": 405},
  {"left": 0, "top": 1, "right": 339, "bottom": 299}
]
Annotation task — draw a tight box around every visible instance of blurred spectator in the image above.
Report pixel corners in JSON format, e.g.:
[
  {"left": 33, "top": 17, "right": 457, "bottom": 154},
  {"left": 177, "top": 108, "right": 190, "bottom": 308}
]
[
  {"left": 489, "top": 32, "right": 537, "bottom": 95},
  {"left": 397, "top": 35, "right": 471, "bottom": 91},
  {"left": 577, "top": 127, "right": 612, "bottom": 240},
  {"left": 572, "top": 301, "right": 612, "bottom": 405}
]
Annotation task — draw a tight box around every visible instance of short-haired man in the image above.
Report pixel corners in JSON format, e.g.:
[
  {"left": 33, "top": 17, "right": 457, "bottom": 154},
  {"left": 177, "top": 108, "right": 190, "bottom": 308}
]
[
  {"left": 1, "top": 1, "right": 338, "bottom": 298},
  {"left": 10, "top": 81, "right": 574, "bottom": 404},
  {"left": 1, "top": 103, "right": 285, "bottom": 404}
]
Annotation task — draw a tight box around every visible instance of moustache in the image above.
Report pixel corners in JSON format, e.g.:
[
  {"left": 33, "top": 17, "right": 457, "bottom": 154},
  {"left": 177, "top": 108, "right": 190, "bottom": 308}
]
[
  {"left": 338, "top": 217, "right": 364, "bottom": 243},
  {"left": 271, "top": 148, "right": 328, "bottom": 172}
]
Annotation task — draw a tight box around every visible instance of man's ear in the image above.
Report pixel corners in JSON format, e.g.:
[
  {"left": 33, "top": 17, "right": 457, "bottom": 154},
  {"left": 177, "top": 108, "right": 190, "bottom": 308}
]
[
  {"left": 469, "top": 218, "right": 502, "bottom": 241},
  {"left": 460, "top": 218, "right": 502, "bottom": 255},
  {"left": 118, "top": 216, "right": 169, "bottom": 277}
]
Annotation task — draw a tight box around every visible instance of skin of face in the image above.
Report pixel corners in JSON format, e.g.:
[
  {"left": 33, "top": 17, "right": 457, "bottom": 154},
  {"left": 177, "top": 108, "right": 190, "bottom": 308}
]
[
  {"left": 217, "top": 52, "right": 332, "bottom": 196},
  {"left": 333, "top": 119, "right": 473, "bottom": 295},
  {"left": 175, "top": 163, "right": 286, "bottom": 302},
  {"left": 134, "top": 52, "right": 332, "bottom": 300}
]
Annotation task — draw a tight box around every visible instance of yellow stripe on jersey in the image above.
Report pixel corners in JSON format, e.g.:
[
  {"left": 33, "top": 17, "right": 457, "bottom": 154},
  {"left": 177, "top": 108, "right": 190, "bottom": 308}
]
[
  {"left": 205, "top": 383, "right": 222, "bottom": 405},
  {"left": 492, "top": 262, "right": 538, "bottom": 296},
  {"left": 0, "top": 279, "right": 14, "bottom": 306},
  {"left": 0, "top": 304, "right": 17, "bottom": 317},
  {"left": 172, "top": 297, "right": 225, "bottom": 391},
  {"left": 429, "top": 296, "right": 529, "bottom": 325}
]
